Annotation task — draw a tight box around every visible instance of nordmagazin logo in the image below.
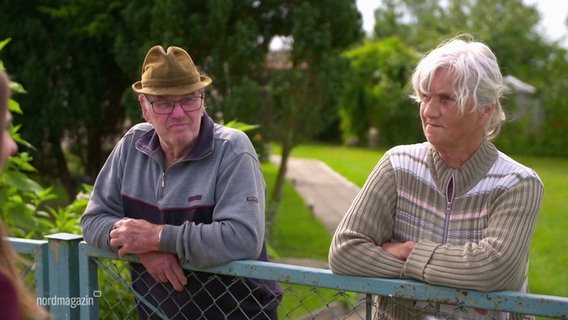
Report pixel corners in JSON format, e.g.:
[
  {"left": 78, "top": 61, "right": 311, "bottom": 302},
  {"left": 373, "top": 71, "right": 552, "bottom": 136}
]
[{"left": 36, "top": 291, "right": 100, "bottom": 309}]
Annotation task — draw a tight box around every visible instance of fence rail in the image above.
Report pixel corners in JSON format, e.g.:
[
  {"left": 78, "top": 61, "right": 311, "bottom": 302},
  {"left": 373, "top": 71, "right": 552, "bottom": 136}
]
[{"left": 8, "top": 233, "right": 568, "bottom": 319}]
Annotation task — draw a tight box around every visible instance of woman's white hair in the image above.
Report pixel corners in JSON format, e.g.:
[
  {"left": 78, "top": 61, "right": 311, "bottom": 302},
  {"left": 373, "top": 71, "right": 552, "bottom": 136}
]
[{"left": 410, "top": 35, "right": 506, "bottom": 140}]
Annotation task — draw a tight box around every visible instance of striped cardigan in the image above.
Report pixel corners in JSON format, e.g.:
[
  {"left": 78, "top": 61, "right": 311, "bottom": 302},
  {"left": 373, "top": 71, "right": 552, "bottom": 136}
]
[{"left": 329, "top": 140, "right": 543, "bottom": 319}]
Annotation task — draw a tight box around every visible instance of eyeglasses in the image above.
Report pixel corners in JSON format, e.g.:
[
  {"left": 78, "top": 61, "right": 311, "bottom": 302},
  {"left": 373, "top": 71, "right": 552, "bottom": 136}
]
[{"left": 147, "top": 95, "right": 203, "bottom": 114}]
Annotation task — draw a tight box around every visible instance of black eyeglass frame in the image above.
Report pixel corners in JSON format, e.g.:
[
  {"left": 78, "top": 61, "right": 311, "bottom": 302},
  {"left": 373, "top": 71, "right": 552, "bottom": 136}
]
[{"left": 146, "top": 95, "right": 204, "bottom": 114}]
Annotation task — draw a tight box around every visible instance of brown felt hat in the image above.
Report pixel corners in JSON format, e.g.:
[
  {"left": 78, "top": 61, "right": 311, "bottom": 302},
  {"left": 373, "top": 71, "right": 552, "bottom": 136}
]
[{"left": 132, "top": 45, "right": 212, "bottom": 96}]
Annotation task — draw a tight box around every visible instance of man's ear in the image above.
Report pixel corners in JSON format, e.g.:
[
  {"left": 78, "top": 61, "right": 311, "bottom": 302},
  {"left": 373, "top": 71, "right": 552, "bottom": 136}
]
[{"left": 139, "top": 96, "right": 151, "bottom": 123}]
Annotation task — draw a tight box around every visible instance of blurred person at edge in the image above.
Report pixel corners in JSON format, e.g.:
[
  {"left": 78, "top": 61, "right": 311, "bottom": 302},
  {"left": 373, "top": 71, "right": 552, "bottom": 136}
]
[
  {"left": 80, "top": 45, "right": 281, "bottom": 319},
  {"left": 0, "top": 71, "right": 48, "bottom": 319},
  {"left": 329, "top": 35, "right": 543, "bottom": 320}
]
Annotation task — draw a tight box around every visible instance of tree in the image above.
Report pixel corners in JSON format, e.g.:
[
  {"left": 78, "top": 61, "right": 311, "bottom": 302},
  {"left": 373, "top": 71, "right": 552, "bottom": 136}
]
[
  {"left": 339, "top": 37, "right": 421, "bottom": 148},
  {"left": 0, "top": 40, "right": 86, "bottom": 238},
  {"left": 261, "top": 1, "right": 362, "bottom": 235},
  {"left": 0, "top": 1, "right": 129, "bottom": 201}
]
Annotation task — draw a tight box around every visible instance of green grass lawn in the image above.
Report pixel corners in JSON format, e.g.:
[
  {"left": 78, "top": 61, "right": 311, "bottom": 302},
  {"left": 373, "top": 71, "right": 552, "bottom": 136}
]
[{"left": 267, "top": 143, "right": 568, "bottom": 298}]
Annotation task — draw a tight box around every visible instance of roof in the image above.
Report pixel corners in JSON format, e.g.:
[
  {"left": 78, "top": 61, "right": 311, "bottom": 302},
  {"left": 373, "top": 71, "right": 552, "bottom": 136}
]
[{"left": 503, "top": 75, "right": 536, "bottom": 94}]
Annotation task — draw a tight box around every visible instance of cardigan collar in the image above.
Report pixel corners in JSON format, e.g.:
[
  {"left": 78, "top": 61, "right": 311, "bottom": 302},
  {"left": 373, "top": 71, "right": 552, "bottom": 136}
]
[{"left": 428, "top": 140, "right": 498, "bottom": 196}]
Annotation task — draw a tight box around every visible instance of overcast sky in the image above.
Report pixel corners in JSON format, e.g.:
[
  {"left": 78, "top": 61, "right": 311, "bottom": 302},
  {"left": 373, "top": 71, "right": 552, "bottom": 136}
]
[{"left": 356, "top": 0, "right": 568, "bottom": 47}]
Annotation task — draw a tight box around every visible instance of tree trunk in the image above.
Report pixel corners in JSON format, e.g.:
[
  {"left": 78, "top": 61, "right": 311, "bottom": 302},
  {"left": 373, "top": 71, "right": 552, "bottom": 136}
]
[
  {"left": 51, "top": 134, "right": 76, "bottom": 203},
  {"left": 265, "top": 131, "right": 294, "bottom": 240}
]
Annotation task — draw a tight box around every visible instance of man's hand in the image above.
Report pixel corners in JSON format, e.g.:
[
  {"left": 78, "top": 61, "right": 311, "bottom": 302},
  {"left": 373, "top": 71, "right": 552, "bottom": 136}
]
[
  {"left": 381, "top": 241, "right": 417, "bottom": 261},
  {"left": 138, "top": 252, "right": 187, "bottom": 292},
  {"left": 109, "top": 218, "right": 162, "bottom": 257}
]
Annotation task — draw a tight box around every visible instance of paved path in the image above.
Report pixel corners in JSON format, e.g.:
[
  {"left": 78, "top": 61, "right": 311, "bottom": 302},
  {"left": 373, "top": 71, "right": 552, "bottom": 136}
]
[
  {"left": 270, "top": 156, "right": 360, "bottom": 236},
  {"left": 270, "top": 156, "right": 367, "bottom": 319}
]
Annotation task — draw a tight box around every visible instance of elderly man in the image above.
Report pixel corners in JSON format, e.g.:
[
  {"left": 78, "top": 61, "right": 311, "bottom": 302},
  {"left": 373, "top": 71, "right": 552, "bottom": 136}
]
[
  {"left": 329, "top": 36, "right": 543, "bottom": 319},
  {"left": 81, "top": 45, "right": 281, "bottom": 319}
]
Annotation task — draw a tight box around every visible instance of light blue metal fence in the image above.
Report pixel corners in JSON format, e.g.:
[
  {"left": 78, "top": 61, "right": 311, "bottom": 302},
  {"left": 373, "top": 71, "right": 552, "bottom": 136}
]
[
  {"left": 8, "top": 233, "right": 568, "bottom": 319},
  {"left": 7, "top": 236, "right": 49, "bottom": 299}
]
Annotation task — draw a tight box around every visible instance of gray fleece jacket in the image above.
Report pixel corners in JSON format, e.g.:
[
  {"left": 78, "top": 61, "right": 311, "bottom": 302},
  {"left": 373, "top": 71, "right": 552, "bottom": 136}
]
[{"left": 81, "top": 114, "right": 280, "bottom": 319}]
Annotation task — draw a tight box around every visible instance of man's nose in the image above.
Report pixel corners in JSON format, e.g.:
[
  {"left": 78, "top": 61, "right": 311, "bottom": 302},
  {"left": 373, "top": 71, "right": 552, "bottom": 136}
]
[{"left": 170, "top": 101, "right": 186, "bottom": 116}]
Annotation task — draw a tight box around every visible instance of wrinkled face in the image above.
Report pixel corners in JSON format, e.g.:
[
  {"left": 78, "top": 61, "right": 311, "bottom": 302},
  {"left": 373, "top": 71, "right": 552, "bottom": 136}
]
[
  {"left": 140, "top": 91, "right": 204, "bottom": 155},
  {"left": 419, "top": 68, "right": 488, "bottom": 153},
  {"left": 0, "top": 108, "right": 17, "bottom": 169}
]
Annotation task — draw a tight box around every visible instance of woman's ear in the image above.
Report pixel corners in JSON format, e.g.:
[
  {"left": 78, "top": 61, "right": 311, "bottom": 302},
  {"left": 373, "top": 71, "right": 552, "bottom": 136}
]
[{"left": 480, "top": 104, "right": 494, "bottom": 120}]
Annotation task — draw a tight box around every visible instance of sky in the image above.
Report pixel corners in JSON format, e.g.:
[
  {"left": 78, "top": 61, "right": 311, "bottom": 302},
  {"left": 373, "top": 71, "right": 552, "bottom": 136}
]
[{"left": 356, "top": 0, "right": 568, "bottom": 47}]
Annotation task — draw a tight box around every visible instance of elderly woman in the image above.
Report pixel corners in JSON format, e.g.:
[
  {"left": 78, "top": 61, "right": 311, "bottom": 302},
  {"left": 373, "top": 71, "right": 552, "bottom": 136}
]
[{"left": 328, "top": 36, "right": 543, "bottom": 319}]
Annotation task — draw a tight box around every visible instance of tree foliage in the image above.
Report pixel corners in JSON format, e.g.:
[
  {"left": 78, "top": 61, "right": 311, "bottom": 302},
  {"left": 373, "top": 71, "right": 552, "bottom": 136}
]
[
  {"left": 260, "top": 1, "right": 362, "bottom": 234},
  {"left": 0, "top": 42, "right": 85, "bottom": 238},
  {"left": 0, "top": 1, "right": 129, "bottom": 202},
  {"left": 339, "top": 37, "right": 421, "bottom": 147}
]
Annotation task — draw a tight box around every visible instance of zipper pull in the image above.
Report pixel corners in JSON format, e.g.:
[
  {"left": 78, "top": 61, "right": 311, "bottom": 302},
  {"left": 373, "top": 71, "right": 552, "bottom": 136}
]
[{"left": 159, "top": 171, "right": 166, "bottom": 199}]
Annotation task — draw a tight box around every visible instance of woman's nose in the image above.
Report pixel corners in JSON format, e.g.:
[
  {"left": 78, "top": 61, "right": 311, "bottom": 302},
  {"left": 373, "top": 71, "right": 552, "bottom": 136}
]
[
  {"left": 421, "top": 99, "right": 439, "bottom": 117},
  {"left": 7, "top": 135, "right": 17, "bottom": 156}
]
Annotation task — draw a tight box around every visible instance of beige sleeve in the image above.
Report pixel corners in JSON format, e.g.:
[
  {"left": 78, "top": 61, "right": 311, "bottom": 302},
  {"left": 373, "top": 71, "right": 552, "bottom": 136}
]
[{"left": 329, "top": 154, "right": 406, "bottom": 278}]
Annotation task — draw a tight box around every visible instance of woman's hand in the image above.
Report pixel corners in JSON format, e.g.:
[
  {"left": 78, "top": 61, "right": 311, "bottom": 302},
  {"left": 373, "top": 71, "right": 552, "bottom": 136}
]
[{"left": 381, "top": 241, "right": 417, "bottom": 260}]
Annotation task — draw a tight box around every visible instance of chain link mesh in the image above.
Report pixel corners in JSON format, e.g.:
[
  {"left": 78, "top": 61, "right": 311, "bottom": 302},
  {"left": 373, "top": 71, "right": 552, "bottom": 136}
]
[
  {"left": 86, "top": 257, "right": 529, "bottom": 320},
  {"left": 14, "top": 252, "right": 38, "bottom": 291}
]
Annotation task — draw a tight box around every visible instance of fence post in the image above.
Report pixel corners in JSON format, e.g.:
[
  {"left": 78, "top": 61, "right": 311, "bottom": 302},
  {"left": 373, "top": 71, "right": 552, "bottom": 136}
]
[
  {"left": 45, "top": 233, "right": 83, "bottom": 319},
  {"left": 35, "top": 241, "right": 50, "bottom": 301},
  {"left": 78, "top": 242, "right": 99, "bottom": 319}
]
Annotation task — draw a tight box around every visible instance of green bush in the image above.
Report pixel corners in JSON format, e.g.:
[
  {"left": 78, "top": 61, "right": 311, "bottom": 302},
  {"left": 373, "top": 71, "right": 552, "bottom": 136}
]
[{"left": 0, "top": 39, "right": 86, "bottom": 238}]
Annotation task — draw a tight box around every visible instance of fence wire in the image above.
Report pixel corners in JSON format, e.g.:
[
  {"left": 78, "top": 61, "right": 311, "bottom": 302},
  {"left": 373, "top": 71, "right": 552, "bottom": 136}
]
[
  {"left": 14, "top": 252, "right": 38, "bottom": 291},
  {"left": 87, "top": 257, "right": 532, "bottom": 320}
]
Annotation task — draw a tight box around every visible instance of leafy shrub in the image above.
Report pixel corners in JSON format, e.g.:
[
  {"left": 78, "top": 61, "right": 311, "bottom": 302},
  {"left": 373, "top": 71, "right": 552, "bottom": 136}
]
[{"left": 1, "top": 38, "right": 88, "bottom": 239}]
